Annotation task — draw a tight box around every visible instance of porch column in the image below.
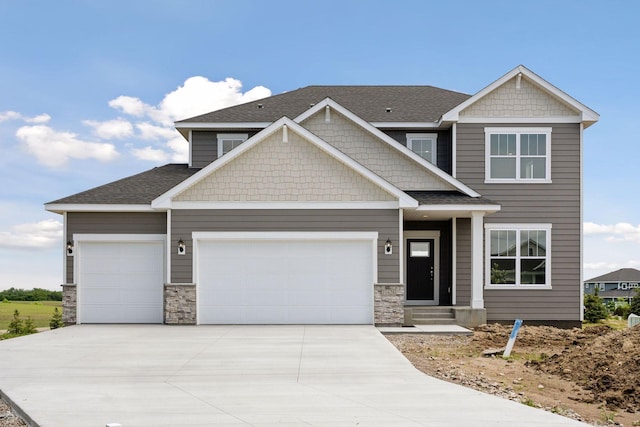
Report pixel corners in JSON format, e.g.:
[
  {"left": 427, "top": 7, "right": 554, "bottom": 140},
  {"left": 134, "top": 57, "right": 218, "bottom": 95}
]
[{"left": 470, "top": 211, "right": 485, "bottom": 309}]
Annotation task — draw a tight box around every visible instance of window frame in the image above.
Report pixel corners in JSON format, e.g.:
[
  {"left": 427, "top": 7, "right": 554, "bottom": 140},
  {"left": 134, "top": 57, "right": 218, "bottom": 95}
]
[
  {"left": 484, "top": 223, "right": 552, "bottom": 290},
  {"left": 484, "top": 127, "right": 552, "bottom": 184},
  {"left": 217, "top": 133, "right": 248, "bottom": 158},
  {"left": 406, "top": 133, "right": 438, "bottom": 164}
]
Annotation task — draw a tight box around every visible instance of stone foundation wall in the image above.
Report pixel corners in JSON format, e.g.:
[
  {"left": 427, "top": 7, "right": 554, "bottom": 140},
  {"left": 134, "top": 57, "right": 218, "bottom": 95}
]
[
  {"left": 61, "top": 284, "right": 77, "bottom": 325},
  {"left": 164, "top": 284, "right": 196, "bottom": 324},
  {"left": 374, "top": 283, "right": 404, "bottom": 326}
]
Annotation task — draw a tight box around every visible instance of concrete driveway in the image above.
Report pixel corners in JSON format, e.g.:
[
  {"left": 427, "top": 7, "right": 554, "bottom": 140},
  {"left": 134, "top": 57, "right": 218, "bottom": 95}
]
[{"left": 0, "top": 325, "right": 588, "bottom": 427}]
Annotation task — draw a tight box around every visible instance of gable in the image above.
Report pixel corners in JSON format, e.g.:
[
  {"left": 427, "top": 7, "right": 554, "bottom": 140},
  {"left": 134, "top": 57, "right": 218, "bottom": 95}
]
[
  {"left": 173, "top": 127, "right": 397, "bottom": 203},
  {"left": 300, "top": 109, "right": 457, "bottom": 191},
  {"left": 459, "top": 75, "right": 580, "bottom": 118}
]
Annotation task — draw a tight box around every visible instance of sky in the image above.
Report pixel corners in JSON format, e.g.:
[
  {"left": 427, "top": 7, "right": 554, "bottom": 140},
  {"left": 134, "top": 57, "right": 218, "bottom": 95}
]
[{"left": 0, "top": 0, "right": 638, "bottom": 291}]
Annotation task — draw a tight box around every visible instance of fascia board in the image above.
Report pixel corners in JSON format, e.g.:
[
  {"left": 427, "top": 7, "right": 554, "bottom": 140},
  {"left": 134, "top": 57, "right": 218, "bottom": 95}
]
[
  {"left": 296, "top": 98, "right": 480, "bottom": 198},
  {"left": 416, "top": 204, "right": 501, "bottom": 212}
]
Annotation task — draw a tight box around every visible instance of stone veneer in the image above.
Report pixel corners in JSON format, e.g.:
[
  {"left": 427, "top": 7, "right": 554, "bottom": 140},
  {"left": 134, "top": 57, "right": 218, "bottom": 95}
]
[
  {"left": 460, "top": 76, "right": 579, "bottom": 118},
  {"left": 61, "top": 284, "right": 77, "bottom": 325},
  {"left": 164, "top": 284, "right": 197, "bottom": 324},
  {"left": 374, "top": 283, "right": 404, "bottom": 326}
]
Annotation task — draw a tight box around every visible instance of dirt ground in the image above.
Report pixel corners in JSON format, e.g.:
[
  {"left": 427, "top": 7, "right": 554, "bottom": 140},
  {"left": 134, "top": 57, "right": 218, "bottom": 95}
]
[{"left": 388, "top": 324, "right": 640, "bottom": 426}]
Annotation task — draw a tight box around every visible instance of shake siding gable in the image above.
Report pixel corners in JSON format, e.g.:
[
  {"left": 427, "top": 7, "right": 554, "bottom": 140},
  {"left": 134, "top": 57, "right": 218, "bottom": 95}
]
[
  {"left": 456, "top": 122, "right": 581, "bottom": 321},
  {"left": 65, "top": 212, "right": 167, "bottom": 284},
  {"left": 170, "top": 209, "right": 399, "bottom": 284},
  {"left": 301, "top": 110, "right": 456, "bottom": 191},
  {"left": 175, "top": 128, "right": 397, "bottom": 203}
]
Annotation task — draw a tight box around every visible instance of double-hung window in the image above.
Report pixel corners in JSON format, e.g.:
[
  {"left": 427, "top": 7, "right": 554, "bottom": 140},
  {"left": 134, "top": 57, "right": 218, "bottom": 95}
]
[
  {"left": 407, "top": 133, "right": 437, "bottom": 164},
  {"left": 485, "top": 128, "right": 551, "bottom": 183},
  {"left": 217, "top": 133, "right": 248, "bottom": 158},
  {"left": 485, "top": 223, "right": 552, "bottom": 289}
]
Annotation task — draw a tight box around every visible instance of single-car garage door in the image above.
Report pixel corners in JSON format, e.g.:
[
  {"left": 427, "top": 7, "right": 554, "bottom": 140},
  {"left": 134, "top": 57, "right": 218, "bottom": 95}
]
[
  {"left": 196, "top": 233, "right": 375, "bottom": 324},
  {"left": 77, "top": 239, "right": 164, "bottom": 323}
]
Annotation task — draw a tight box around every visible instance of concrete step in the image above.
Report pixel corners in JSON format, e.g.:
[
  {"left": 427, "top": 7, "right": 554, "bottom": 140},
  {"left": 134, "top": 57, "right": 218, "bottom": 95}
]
[
  {"left": 412, "top": 318, "right": 458, "bottom": 325},
  {"left": 412, "top": 312, "right": 455, "bottom": 319}
]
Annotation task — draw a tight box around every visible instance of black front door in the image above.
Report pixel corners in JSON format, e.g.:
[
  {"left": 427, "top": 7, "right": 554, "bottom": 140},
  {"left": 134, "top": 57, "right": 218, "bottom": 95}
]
[{"left": 406, "top": 239, "right": 435, "bottom": 301}]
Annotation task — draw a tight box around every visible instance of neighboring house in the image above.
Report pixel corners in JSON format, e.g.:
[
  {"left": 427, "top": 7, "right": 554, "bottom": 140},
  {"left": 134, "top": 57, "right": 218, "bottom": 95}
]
[
  {"left": 46, "top": 65, "right": 599, "bottom": 328},
  {"left": 584, "top": 268, "right": 640, "bottom": 304}
]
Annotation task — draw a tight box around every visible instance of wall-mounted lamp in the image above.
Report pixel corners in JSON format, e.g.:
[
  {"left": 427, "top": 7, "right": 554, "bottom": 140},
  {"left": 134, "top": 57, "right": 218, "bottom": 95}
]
[
  {"left": 66, "top": 241, "right": 74, "bottom": 257},
  {"left": 177, "top": 239, "right": 187, "bottom": 256},
  {"left": 384, "top": 238, "right": 393, "bottom": 255}
]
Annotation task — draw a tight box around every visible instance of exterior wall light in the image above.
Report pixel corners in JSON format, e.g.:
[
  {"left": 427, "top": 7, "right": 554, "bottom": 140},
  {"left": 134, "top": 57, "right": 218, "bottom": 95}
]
[
  {"left": 384, "top": 238, "right": 393, "bottom": 255},
  {"left": 177, "top": 239, "right": 187, "bottom": 256},
  {"left": 66, "top": 241, "right": 74, "bottom": 256}
]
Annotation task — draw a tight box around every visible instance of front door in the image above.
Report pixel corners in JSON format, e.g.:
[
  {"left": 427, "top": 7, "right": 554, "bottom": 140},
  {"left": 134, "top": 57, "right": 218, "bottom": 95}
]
[{"left": 406, "top": 239, "right": 436, "bottom": 302}]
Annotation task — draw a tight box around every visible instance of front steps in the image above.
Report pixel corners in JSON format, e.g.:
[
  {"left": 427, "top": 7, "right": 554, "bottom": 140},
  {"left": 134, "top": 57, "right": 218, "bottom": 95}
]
[{"left": 406, "top": 306, "right": 456, "bottom": 325}]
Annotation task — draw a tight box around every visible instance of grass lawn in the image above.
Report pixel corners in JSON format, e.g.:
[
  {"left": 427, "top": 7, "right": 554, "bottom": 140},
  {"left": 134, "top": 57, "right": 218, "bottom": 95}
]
[
  {"left": 583, "top": 317, "right": 628, "bottom": 330},
  {"left": 0, "top": 301, "right": 62, "bottom": 329}
]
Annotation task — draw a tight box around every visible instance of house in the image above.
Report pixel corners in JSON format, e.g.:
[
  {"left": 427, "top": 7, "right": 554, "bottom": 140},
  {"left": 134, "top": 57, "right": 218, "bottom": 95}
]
[
  {"left": 584, "top": 268, "right": 640, "bottom": 304},
  {"left": 45, "top": 65, "right": 599, "bottom": 328}
]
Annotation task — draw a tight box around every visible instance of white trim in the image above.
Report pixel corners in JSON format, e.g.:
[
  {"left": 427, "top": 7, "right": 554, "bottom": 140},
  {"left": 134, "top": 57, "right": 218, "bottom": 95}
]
[
  {"left": 216, "top": 133, "right": 248, "bottom": 158},
  {"left": 452, "top": 217, "right": 457, "bottom": 305},
  {"left": 471, "top": 212, "right": 485, "bottom": 309},
  {"left": 153, "top": 117, "right": 418, "bottom": 209},
  {"left": 166, "top": 210, "right": 172, "bottom": 283},
  {"left": 406, "top": 133, "right": 438, "bottom": 164},
  {"left": 484, "top": 223, "right": 552, "bottom": 290},
  {"left": 45, "top": 204, "right": 155, "bottom": 213},
  {"left": 294, "top": 98, "right": 481, "bottom": 198},
  {"left": 399, "top": 209, "right": 404, "bottom": 284},
  {"left": 458, "top": 116, "right": 581, "bottom": 124},
  {"left": 404, "top": 230, "right": 441, "bottom": 306},
  {"left": 452, "top": 123, "right": 457, "bottom": 178},
  {"left": 62, "top": 212, "right": 67, "bottom": 284},
  {"left": 369, "top": 122, "right": 441, "bottom": 128},
  {"left": 188, "top": 130, "right": 193, "bottom": 168},
  {"left": 170, "top": 201, "right": 400, "bottom": 210},
  {"left": 484, "top": 127, "right": 552, "bottom": 183},
  {"left": 579, "top": 123, "right": 585, "bottom": 321},
  {"left": 441, "top": 65, "right": 599, "bottom": 128},
  {"left": 175, "top": 122, "right": 271, "bottom": 129}
]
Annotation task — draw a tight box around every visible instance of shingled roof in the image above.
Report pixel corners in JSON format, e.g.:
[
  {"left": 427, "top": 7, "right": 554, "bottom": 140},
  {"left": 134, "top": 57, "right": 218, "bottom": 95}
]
[
  {"left": 584, "top": 268, "right": 640, "bottom": 283},
  {"left": 46, "top": 164, "right": 198, "bottom": 205},
  {"left": 176, "top": 86, "right": 471, "bottom": 124},
  {"left": 405, "top": 191, "right": 498, "bottom": 206}
]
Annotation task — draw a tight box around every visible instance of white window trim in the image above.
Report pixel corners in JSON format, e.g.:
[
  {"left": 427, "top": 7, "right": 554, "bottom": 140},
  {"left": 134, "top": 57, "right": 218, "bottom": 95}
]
[
  {"left": 217, "top": 133, "right": 248, "bottom": 158},
  {"left": 484, "top": 127, "right": 552, "bottom": 184},
  {"left": 406, "top": 133, "right": 437, "bottom": 164},
  {"left": 484, "top": 223, "right": 552, "bottom": 290}
]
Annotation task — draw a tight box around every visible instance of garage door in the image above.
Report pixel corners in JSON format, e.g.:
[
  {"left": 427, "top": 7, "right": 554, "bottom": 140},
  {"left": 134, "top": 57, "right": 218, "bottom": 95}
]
[
  {"left": 197, "top": 235, "right": 375, "bottom": 324},
  {"left": 78, "top": 240, "right": 164, "bottom": 323}
]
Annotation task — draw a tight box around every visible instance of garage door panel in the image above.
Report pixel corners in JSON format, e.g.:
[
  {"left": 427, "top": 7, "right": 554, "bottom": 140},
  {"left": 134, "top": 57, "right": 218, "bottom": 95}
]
[
  {"left": 78, "top": 241, "right": 163, "bottom": 324},
  {"left": 198, "top": 238, "right": 373, "bottom": 324}
]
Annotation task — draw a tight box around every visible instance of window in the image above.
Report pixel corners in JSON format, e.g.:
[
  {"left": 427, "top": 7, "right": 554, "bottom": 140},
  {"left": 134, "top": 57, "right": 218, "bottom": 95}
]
[
  {"left": 485, "top": 223, "right": 551, "bottom": 289},
  {"left": 217, "top": 133, "right": 248, "bottom": 158},
  {"left": 485, "top": 128, "right": 551, "bottom": 183},
  {"left": 407, "top": 133, "right": 437, "bottom": 164}
]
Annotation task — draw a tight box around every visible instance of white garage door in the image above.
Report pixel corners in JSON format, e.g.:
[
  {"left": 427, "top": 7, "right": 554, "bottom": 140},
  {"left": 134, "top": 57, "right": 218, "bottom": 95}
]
[
  {"left": 197, "top": 235, "right": 375, "bottom": 324},
  {"left": 78, "top": 240, "right": 164, "bottom": 323}
]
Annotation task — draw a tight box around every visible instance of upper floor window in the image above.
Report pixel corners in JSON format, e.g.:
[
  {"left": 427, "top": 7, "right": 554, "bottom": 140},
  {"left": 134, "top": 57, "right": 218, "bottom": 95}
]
[
  {"left": 484, "top": 128, "right": 551, "bottom": 183},
  {"left": 485, "top": 223, "right": 552, "bottom": 289},
  {"left": 407, "top": 133, "right": 437, "bottom": 164},
  {"left": 217, "top": 133, "right": 248, "bottom": 158}
]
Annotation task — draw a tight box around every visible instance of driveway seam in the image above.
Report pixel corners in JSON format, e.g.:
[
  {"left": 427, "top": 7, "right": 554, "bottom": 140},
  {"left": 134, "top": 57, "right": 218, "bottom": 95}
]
[{"left": 296, "top": 326, "right": 306, "bottom": 383}]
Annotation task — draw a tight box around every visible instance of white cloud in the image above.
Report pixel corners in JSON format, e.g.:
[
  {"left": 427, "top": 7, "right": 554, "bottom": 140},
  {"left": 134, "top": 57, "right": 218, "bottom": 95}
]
[
  {"left": 108, "top": 96, "right": 149, "bottom": 117},
  {"left": 136, "top": 122, "right": 179, "bottom": 140},
  {"left": 0, "top": 111, "right": 51, "bottom": 123},
  {"left": 83, "top": 118, "right": 134, "bottom": 139},
  {"left": 132, "top": 146, "right": 169, "bottom": 162},
  {"left": 0, "top": 219, "right": 62, "bottom": 250},
  {"left": 584, "top": 222, "right": 640, "bottom": 243},
  {"left": 167, "top": 136, "right": 188, "bottom": 162},
  {"left": 16, "top": 125, "right": 119, "bottom": 168}
]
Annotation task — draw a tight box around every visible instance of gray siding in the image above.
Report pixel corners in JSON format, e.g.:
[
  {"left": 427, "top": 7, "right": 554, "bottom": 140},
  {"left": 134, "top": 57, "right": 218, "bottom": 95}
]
[
  {"left": 170, "top": 209, "right": 399, "bottom": 284},
  {"left": 65, "top": 212, "right": 167, "bottom": 284},
  {"left": 382, "top": 129, "right": 453, "bottom": 175},
  {"left": 191, "top": 130, "right": 259, "bottom": 168},
  {"left": 456, "top": 123, "right": 581, "bottom": 321},
  {"left": 455, "top": 218, "right": 471, "bottom": 306}
]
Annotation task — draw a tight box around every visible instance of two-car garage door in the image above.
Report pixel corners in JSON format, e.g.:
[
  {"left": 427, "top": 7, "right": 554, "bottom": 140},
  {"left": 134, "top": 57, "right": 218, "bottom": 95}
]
[{"left": 196, "top": 233, "right": 375, "bottom": 324}]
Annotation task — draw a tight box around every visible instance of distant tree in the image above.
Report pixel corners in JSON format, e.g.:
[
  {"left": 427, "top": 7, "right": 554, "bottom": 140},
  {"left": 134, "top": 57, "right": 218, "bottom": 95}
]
[
  {"left": 584, "top": 293, "right": 608, "bottom": 323},
  {"left": 49, "top": 308, "right": 64, "bottom": 329},
  {"left": 0, "top": 287, "right": 61, "bottom": 301},
  {"left": 630, "top": 288, "right": 640, "bottom": 316},
  {"left": 6, "top": 310, "right": 24, "bottom": 335}
]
